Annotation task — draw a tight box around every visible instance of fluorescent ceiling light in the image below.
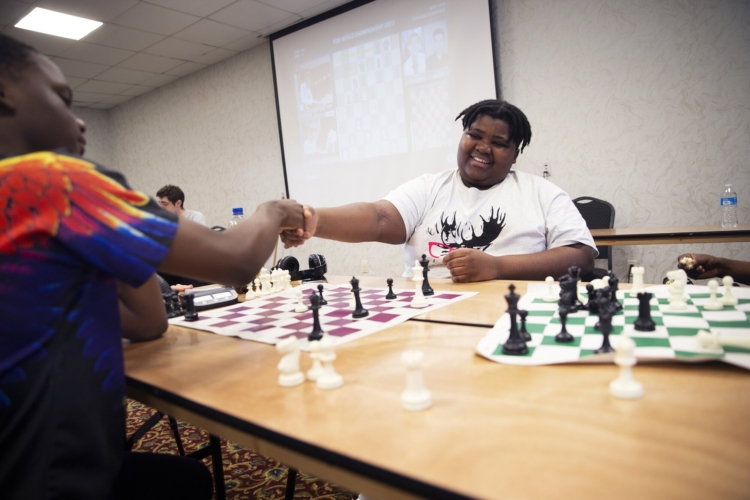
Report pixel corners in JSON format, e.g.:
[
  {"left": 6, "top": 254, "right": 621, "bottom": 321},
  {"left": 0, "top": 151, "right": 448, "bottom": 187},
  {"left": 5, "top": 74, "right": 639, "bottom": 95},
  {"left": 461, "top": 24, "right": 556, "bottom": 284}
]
[{"left": 15, "top": 7, "right": 102, "bottom": 40}]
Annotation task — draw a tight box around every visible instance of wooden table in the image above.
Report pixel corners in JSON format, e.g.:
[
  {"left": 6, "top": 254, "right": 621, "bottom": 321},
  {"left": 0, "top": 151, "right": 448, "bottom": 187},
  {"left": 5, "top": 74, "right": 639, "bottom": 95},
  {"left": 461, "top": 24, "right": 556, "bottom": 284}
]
[
  {"left": 124, "top": 279, "right": 750, "bottom": 500},
  {"left": 590, "top": 224, "right": 750, "bottom": 246}
]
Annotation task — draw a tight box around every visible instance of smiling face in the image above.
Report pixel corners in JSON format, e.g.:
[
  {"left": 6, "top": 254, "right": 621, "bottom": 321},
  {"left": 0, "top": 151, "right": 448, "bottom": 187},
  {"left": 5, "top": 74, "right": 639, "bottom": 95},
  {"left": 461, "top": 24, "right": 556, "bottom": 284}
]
[
  {"left": 1, "top": 53, "right": 86, "bottom": 156},
  {"left": 456, "top": 115, "right": 519, "bottom": 189}
]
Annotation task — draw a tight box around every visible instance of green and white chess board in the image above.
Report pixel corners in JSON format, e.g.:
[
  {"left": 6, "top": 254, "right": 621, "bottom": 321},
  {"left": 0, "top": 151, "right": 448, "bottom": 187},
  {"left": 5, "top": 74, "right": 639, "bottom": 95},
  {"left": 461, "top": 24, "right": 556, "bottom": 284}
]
[{"left": 476, "top": 283, "right": 750, "bottom": 370}]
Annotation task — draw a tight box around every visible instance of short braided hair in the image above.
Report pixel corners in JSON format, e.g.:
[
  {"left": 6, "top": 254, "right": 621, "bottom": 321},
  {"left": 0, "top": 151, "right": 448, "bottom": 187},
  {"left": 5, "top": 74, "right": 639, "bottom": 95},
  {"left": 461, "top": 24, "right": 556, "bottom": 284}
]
[
  {"left": 455, "top": 99, "right": 532, "bottom": 153},
  {"left": 0, "top": 33, "right": 38, "bottom": 79}
]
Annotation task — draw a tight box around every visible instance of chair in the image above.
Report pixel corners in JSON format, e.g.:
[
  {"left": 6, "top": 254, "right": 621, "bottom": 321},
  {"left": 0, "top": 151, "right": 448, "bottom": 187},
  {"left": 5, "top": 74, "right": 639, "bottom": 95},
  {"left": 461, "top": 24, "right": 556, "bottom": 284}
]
[{"left": 572, "top": 196, "right": 615, "bottom": 280}]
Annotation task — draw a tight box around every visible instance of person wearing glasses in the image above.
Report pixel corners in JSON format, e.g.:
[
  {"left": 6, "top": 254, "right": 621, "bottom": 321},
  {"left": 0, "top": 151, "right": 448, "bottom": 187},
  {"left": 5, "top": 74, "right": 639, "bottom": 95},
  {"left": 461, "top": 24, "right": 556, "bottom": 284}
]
[{"left": 281, "top": 99, "right": 596, "bottom": 283}]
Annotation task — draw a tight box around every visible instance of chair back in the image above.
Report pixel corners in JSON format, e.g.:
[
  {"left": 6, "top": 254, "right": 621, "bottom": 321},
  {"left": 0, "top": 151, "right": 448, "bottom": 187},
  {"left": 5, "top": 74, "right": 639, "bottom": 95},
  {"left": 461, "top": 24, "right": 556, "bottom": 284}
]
[{"left": 572, "top": 196, "right": 615, "bottom": 270}]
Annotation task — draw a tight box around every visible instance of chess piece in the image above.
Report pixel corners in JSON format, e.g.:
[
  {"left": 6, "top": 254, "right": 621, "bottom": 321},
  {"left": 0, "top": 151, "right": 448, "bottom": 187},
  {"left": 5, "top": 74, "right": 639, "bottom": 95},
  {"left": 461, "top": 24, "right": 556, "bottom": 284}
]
[
  {"left": 317, "top": 284, "right": 328, "bottom": 305},
  {"left": 519, "top": 310, "right": 531, "bottom": 342},
  {"left": 316, "top": 335, "right": 343, "bottom": 390},
  {"left": 183, "top": 294, "right": 199, "bottom": 321},
  {"left": 569, "top": 265, "right": 585, "bottom": 310},
  {"left": 608, "top": 274, "right": 623, "bottom": 311},
  {"left": 276, "top": 337, "right": 305, "bottom": 387},
  {"left": 410, "top": 261, "right": 429, "bottom": 308},
  {"left": 609, "top": 336, "right": 643, "bottom": 399},
  {"left": 555, "top": 306, "right": 574, "bottom": 343},
  {"left": 251, "top": 278, "right": 261, "bottom": 298},
  {"left": 294, "top": 289, "right": 308, "bottom": 313},
  {"left": 308, "top": 292, "right": 324, "bottom": 341},
  {"left": 629, "top": 266, "right": 646, "bottom": 296},
  {"left": 586, "top": 284, "right": 599, "bottom": 314},
  {"left": 557, "top": 274, "right": 577, "bottom": 309},
  {"left": 502, "top": 284, "right": 528, "bottom": 355},
  {"left": 703, "top": 280, "right": 723, "bottom": 310},
  {"left": 697, "top": 329, "right": 750, "bottom": 350},
  {"left": 306, "top": 339, "right": 324, "bottom": 381},
  {"left": 667, "top": 275, "right": 688, "bottom": 310},
  {"left": 420, "top": 254, "right": 434, "bottom": 296},
  {"left": 543, "top": 276, "right": 557, "bottom": 302},
  {"left": 385, "top": 278, "right": 397, "bottom": 300},
  {"left": 259, "top": 268, "right": 272, "bottom": 295},
  {"left": 400, "top": 350, "right": 432, "bottom": 411},
  {"left": 595, "top": 296, "right": 615, "bottom": 354},
  {"left": 633, "top": 292, "right": 656, "bottom": 332},
  {"left": 721, "top": 276, "right": 738, "bottom": 306},
  {"left": 350, "top": 277, "right": 369, "bottom": 318}
]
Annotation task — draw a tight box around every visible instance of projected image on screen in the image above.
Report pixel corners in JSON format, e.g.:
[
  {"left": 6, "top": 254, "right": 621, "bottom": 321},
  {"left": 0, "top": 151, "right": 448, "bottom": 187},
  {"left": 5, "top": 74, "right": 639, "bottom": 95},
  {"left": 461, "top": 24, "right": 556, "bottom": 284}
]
[{"left": 273, "top": 0, "right": 496, "bottom": 208}]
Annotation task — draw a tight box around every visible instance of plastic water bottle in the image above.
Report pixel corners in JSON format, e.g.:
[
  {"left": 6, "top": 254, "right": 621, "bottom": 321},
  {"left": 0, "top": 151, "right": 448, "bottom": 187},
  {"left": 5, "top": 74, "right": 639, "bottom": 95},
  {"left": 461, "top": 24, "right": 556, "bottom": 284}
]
[
  {"left": 720, "top": 184, "right": 738, "bottom": 228},
  {"left": 228, "top": 207, "right": 245, "bottom": 228}
]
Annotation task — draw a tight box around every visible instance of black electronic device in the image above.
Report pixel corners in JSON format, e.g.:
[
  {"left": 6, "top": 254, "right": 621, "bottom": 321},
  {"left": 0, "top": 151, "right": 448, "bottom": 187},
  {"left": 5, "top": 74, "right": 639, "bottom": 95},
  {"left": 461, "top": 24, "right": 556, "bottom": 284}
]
[
  {"left": 182, "top": 286, "right": 239, "bottom": 311},
  {"left": 276, "top": 254, "right": 327, "bottom": 282}
]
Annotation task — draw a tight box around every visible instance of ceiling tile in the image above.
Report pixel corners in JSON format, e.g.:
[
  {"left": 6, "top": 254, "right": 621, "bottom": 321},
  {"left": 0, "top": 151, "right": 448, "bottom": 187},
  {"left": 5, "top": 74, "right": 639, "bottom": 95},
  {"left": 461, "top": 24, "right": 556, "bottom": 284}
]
[
  {"left": 0, "top": 1, "right": 31, "bottom": 25},
  {"left": 52, "top": 57, "right": 109, "bottom": 78},
  {"left": 117, "top": 52, "right": 184, "bottom": 73},
  {"left": 121, "top": 84, "right": 156, "bottom": 96},
  {"left": 89, "top": 102, "right": 114, "bottom": 109},
  {"left": 209, "top": 0, "right": 297, "bottom": 32},
  {"left": 100, "top": 94, "right": 133, "bottom": 105},
  {"left": 297, "top": 0, "right": 351, "bottom": 19},
  {"left": 66, "top": 76, "right": 88, "bottom": 89},
  {"left": 143, "top": 0, "right": 236, "bottom": 18},
  {"left": 255, "top": 0, "right": 330, "bottom": 15},
  {"left": 193, "top": 47, "right": 237, "bottom": 65},
  {"left": 223, "top": 33, "right": 266, "bottom": 52},
  {"left": 112, "top": 2, "right": 200, "bottom": 36},
  {"left": 257, "top": 15, "right": 303, "bottom": 36},
  {"left": 82, "top": 24, "right": 165, "bottom": 52},
  {"left": 144, "top": 37, "right": 213, "bottom": 60},
  {"left": 35, "top": 0, "right": 140, "bottom": 23},
  {"left": 72, "top": 90, "right": 109, "bottom": 103},
  {"left": 77, "top": 80, "right": 133, "bottom": 94},
  {"left": 3, "top": 26, "right": 76, "bottom": 56},
  {"left": 172, "top": 19, "right": 250, "bottom": 47},
  {"left": 95, "top": 67, "right": 158, "bottom": 85},
  {"left": 59, "top": 42, "right": 134, "bottom": 66},
  {"left": 164, "top": 61, "right": 206, "bottom": 77},
  {"left": 141, "top": 73, "right": 179, "bottom": 86}
]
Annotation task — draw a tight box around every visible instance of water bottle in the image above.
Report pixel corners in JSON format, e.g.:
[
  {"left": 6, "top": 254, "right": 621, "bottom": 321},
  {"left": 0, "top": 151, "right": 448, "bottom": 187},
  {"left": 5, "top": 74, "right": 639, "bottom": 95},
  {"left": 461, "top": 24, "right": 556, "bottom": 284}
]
[
  {"left": 228, "top": 207, "right": 245, "bottom": 228},
  {"left": 720, "top": 184, "right": 738, "bottom": 228}
]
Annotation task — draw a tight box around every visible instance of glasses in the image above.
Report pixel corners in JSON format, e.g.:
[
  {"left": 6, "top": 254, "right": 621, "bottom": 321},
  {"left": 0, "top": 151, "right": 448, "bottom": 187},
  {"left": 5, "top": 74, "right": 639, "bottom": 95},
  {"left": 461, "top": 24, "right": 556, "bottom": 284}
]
[{"left": 428, "top": 241, "right": 457, "bottom": 259}]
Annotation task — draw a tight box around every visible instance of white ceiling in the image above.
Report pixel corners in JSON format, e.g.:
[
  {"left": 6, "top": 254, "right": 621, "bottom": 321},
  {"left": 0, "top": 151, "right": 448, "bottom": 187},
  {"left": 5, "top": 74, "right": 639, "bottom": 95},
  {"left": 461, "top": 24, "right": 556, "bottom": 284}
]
[{"left": 1, "top": 0, "right": 352, "bottom": 109}]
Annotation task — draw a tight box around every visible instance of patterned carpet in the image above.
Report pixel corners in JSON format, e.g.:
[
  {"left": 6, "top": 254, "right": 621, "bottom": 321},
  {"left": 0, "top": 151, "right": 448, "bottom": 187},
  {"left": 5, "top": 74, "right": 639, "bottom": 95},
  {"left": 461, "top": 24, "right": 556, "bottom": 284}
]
[{"left": 126, "top": 399, "right": 357, "bottom": 500}]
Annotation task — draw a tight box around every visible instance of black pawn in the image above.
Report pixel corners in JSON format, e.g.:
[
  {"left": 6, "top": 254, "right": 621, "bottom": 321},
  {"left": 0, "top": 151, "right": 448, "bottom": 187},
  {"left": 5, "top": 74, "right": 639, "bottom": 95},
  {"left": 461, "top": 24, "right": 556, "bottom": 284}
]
[
  {"left": 586, "top": 284, "right": 597, "bottom": 313},
  {"left": 595, "top": 299, "right": 615, "bottom": 354},
  {"left": 608, "top": 274, "right": 623, "bottom": 311},
  {"left": 519, "top": 309, "right": 531, "bottom": 342},
  {"left": 502, "top": 284, "right": 528, "bottom": 355},
  {"left": 420, "top": 254, "right": 434, "bottom": 296},
  {"left": 634, "top": 292, "right": 656, "bottom": 332},
  {"left": 555, "top": 306, "right": 574, "bottom": 342},
  {"left": 308, "top": 292, "right": 324, "bottom": 341},
  {"left": 385, "top": 278, "right": 397, "bottom": 300},
  {"left": 350, "top": 276, "right": 369, "bottom": 319},
  {"left": 183, "top": 294, "right": 199, "bottom": 322},
  {"left": 317, "top": 284, "right": 328, "bottom": 305}
]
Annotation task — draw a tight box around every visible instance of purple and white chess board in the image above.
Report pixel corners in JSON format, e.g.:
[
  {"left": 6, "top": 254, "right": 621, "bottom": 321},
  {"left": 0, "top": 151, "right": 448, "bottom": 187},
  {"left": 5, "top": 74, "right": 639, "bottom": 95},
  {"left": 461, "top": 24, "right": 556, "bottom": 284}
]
[{"left": 169, "top": 282, "right": 476, "bottom": 349}]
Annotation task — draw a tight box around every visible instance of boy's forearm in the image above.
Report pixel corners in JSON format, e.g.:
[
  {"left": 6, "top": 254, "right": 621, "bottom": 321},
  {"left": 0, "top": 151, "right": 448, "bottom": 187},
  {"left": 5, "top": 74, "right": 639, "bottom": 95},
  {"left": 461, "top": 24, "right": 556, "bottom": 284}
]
[
  {"left": 315, "top": 201, "right": 405, "bottom": 244},
  {"left": 715, "top": 257, "right": 750, "bottom": 284},
  {"left": 118, "top": 276, "right": 168, "bottom": 341},
  {"left": 495, "top": 244, "right": 595, "bottom": 281}
]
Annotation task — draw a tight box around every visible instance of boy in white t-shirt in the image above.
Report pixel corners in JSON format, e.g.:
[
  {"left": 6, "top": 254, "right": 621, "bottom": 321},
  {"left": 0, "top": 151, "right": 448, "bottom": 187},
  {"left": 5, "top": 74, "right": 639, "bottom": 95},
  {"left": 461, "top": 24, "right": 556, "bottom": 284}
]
[{"left": 281, "top": 99, "right": 596, "bottom": 282}]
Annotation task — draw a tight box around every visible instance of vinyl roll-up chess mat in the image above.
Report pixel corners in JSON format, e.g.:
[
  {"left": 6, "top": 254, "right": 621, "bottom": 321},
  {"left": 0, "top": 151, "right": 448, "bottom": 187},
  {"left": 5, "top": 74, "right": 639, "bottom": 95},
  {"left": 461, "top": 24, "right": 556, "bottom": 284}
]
[
  {"left": 169, "top": 282, "right": 477, "bottom": 351},
  {"left": 476, "top": 284, "right": 750, "bottom": 370}
]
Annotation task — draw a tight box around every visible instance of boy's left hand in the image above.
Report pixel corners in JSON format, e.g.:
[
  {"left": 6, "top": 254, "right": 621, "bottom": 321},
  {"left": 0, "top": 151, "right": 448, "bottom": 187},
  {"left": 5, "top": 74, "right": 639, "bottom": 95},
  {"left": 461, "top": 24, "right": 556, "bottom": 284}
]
[{"left": 443, "top": 248, "right": 498, "bottom": 283}]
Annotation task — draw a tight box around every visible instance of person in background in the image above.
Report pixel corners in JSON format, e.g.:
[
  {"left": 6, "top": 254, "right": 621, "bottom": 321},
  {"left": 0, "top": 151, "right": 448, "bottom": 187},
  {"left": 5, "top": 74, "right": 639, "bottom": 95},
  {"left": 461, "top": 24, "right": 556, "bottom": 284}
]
[
  {"left": 426, "top": 28, "right": 448, "bottom": 70},
  {"left": 677, "top": 253, "right": 750, "bottom": 285},
  {"left": 157, "top": 184, "right": 208, "bottom": 227}
]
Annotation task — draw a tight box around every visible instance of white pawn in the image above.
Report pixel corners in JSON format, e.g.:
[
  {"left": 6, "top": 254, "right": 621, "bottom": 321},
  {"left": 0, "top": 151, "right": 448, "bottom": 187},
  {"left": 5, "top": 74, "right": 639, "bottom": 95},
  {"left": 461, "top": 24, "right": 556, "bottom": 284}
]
[
  {"left": 721, "top": 276, "right": 738, "bottom": 306},
  {"left": 400, "top": 350, "right": 432, "bottom": 411},
  {"left": 306, "top": 339, "right": 324, "bottom": 381},
  {"left": 543, "top": 276, "right": 557, "bottom": 302},
  {"left": 316, "top": 335, "right": 343, "bottom": 390},
  {"left": 609, "top": 336, "right": 643, "bottom": 400},
  {"left": 410, "top": 260, "right": 428, "bottom": 308},
  {"left": 703, "top": 280, "right": 723, "bottom": 310},
  {"left": 282, "top": 270, "right": 292, "bottom": 291},
  {"left": 294, "top": 288, "right": 308, "bottom": 313},
  {"left": 668, "top": 277, "right": 687, "bottom": 310},
  {"left": 276, "top": 337, "right": 305, "bottom": 387},
  {"left": 628, "top": 266, "right": 645, "bottom": 297},
  {"left": 259, "top": 268, "right": 272, "bottom": 296}
]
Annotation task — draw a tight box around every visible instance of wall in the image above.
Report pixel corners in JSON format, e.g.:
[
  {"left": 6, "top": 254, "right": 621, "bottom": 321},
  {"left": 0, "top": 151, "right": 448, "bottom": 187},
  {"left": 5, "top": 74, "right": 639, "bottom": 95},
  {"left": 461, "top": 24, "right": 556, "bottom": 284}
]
[{"left": 86, "top": 0, "right": 749, "bottom": 284}]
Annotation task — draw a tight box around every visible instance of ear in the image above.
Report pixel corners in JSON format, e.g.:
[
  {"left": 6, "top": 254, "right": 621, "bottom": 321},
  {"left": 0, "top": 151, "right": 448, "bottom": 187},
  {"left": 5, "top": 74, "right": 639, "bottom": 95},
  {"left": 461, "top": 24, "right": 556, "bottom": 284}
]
[
  {"left": 0, "top": 80, "right": 17, "bottom": 117},
  {"left": 512, "top": 148, "right": 520, "bottom": 164},
  {"left": 175, "top": 200, "right": 183, "bottom": 209}
]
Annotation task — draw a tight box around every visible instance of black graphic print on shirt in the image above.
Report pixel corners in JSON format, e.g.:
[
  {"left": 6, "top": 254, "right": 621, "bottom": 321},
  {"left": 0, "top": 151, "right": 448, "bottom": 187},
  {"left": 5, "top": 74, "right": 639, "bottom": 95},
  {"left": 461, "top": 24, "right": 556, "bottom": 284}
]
[{"left": 426, "top": 207, "right": 506, "bottom": 252}]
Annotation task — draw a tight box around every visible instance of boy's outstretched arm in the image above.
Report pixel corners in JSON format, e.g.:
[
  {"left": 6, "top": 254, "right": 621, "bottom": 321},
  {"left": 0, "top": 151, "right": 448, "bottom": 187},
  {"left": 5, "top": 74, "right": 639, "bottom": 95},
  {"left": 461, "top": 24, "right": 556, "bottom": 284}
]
[
  {"left": 118, "top": 275, "right": 168, "bottom": 341},
  {"left": 159, "top": 199, "right": 312, "bottom": 288}
]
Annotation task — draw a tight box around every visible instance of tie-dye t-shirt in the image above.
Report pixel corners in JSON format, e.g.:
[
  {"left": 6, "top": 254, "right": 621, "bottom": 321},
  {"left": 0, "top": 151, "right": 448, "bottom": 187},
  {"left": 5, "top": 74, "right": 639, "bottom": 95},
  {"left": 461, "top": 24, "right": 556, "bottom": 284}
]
[{"left": 0, "top": 151, "right": 178, "bottom": 500}]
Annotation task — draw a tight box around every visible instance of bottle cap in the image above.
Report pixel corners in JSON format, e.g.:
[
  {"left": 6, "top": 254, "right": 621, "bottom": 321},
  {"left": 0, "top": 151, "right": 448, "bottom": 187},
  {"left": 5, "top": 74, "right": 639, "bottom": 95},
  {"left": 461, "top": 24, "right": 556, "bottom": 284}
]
[{"left": 232, "top": 207, "right": 244, "bottom": 215}]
